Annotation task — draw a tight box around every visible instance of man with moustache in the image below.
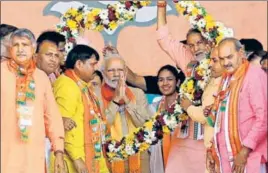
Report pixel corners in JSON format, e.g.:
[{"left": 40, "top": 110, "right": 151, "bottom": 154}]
[
  {"left": 180, "top": 47, "right": 224, "bottom": 173},
  {"left": 156, "top": 0, "right": 211, "bottom": 75},
  {"left": 152, "top": 1, "right": 212, "bottom": 171},
  {"left": 35, "top": 33, "right": 67, "bottom": 171},
  {"left": 35, "top": 40, "right": 61, "bottom": 81},
  {"left": 100, "top": 49, "right": 153, "bottom": 173},
  {"left": 36, "top": 31, "right": 66, "bottom": 83},
  {"left": 123, "top": 0, "right": 211, "bottom": 95},
  {"left": 207, "top": 38, "right": 267, "bottom": 173},
  {"left": 1, "top": 28, "right": 66, "bottom": 173}
]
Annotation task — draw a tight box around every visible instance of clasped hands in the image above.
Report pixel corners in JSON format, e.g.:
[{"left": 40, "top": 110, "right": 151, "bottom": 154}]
[{"left": 113, "top": 72, "right": 130, "bottom": 105}]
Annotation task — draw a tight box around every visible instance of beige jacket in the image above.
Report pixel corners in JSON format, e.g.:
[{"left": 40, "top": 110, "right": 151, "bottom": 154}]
[
  {"left": 186, "top": 77, "right": 222, "bottom": 148},
  {"left": 95, "top": 86, "right": 153, "bottom": 173}
]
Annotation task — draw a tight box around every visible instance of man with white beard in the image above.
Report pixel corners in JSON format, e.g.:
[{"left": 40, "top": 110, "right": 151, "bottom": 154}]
[{"left": 100, "top": 50, "right": 153, "bottom": 173}]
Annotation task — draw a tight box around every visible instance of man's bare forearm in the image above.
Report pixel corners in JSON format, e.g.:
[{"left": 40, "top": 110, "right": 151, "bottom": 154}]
[
  {"left": 157, "top": 0, "right": 167, "bottom": 29},
  {"left": 126, "top": 66, "right": 147, "bottom": 91}
]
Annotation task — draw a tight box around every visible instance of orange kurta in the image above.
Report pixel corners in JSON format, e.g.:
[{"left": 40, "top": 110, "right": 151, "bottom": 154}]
[{"left": 1, "top": 61, "right": 64, "bottom": 173}]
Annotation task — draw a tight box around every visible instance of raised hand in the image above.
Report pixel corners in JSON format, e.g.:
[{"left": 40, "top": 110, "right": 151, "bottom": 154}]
[{"left": 102, "top": 42, "right": 119, "bottom": 57}]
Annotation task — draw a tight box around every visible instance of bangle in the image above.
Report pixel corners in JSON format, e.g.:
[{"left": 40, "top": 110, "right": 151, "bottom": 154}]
[
  {"left": 54, "top": 150, "right": 64, "bottom": 156},
  {"left": 157, "top": 1, "right": 167, "bottom": 8}
]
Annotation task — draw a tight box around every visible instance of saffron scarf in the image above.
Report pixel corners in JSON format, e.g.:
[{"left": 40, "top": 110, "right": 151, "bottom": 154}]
[
  {"left": 65, "top": 69, "right": 109, "bottom": 173},
  {"left": 156, "top": 94, "right": 179, "bottom": 168},
  {"left": 7, "top": 59, "right": 36, "bottom": 142},
  {"left": 209, "top": 59, "right": 249, "bottom": 170},
  {"left": 101, "top": 83, "right": 141, "bottom": 173}
]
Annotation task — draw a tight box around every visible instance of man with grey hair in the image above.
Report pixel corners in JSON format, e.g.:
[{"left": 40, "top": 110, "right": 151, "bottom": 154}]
[
  {"left": 207, "top": 37, "right": 267, "bottom": 173},
  {"left": 0, "top": 24, "right": 18, "bottom": 62},
  {"left": 100, "top": 46, "right": 153, "bottom": 173},
  {"left": 1, "top": 28, "right": 66, "bottom": 173}
]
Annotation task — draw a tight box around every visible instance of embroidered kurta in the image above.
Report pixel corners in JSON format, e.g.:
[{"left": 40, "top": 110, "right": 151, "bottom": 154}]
[
  {"left": 216, "top": 65, "right": 267, "bottom": 173},
  {"left": 157, "top": 25, "right": 206, "bottom": 173},
  {"left": 49, "top": 74, "right": 109, "bottom": 173},
  {"left": 1, "top": 61, "right": 64, "bottom": 173}
]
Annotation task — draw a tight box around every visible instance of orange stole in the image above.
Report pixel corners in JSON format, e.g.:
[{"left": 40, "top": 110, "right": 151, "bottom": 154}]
[
  {"left": 157, "top": 98, "right": 173, "bottom": 168},
  {"left": 212, "top": 59, "right": 249, "bottom": 165},
  {"left": 101, "top": 84, "right": 141, "bottom": 173},
  {"left": 65, "top": 70, "right": 108, "bottom": 173},
  {"left": 163, "top": 134, "right": 171, "bottom": 168},
  {"left": 227, "top": 60, "right": 249, "bottom": 156}
]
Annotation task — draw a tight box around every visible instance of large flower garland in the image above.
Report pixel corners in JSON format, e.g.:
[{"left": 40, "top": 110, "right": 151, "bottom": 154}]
[
  {"left": 56, "top": 0, "right": 234, "bottom": 161},
  {"left": 104, "top": 1, "right": 234, "bottom": 162},
  {"left": 104, "top": 56, "right": 211, "bottom": 161},
  {"left": 56, "top": 1, "right": 151, "bottom": 54},
  {"left": 174, "top": 1, "right": 234, "bottom": 44},
  {"left": 57, "top": 1, "right": 233, "bottom": 57}
]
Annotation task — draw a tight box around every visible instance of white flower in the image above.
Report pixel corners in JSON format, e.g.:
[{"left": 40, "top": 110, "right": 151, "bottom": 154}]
[
  {"left": 197, "top": 19, "right": 206, "bottom": 28},
  {"left": 99, "top": 9, "right": 108, "bottom": 20},
  {"left": 65, "top": 42, "right": 74, "bottom": 54},
  {"left": 102, "top": 18, "right": 110, "bottom": 25},
  {"left": 128, "top": 6, "right": 138, "bottom": 16},
  {"left": 57, "top": 22, "right": 65, "bottom": 29},
  {"left": 163, "top": 115, "right": 177, "bottom": 130},
  {"left": 71, "top": 29, "right": 79, "bottom": 37},
  {"left": 179, "top": 1, "right": 187, "bottom": 8},
  {"left": 194, "top": 1, "right": 201, "bottom": 7},
  {"left": 134, "top": 142, "right": 141, "bottom": 148},
  {"left": 224, "top": 28, "right": 234, "bottom": 37},
  {"left": 116, "top": 3, "right": 125, "bottom": 14},
  {"left": 174, "top": 104, "right": 183, "bottom": 114},
  {"left": 189, "top": 16, "right": 197, "bottom": 27},
  {"left": 83, "top": 6, "right": 90, "bottom": 12},
  {"left": 198, "top": 80, "right": 206, "bottom": 90},
  {"left": 125, "top": 144, "right": 135, "bottom": 155},
  {"left": 186, "top": 4, "right": 194, "bottom": 13},
  {"left": 144, "top": 131, "right": 156, "bottom": 144},
  {"left": 108, "top": 144, "right": 116, "bottom": 152},
  {"left": 60, "top": 31, "right": 68, "bottom": 38},
  {"left": 202, "top": 32, "right": 211, "bottom": 41}
]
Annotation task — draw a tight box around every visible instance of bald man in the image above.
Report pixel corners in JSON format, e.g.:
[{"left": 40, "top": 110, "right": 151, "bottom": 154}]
[{"left": 209, "top": 38, "right": 267, "bottom": 173}]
